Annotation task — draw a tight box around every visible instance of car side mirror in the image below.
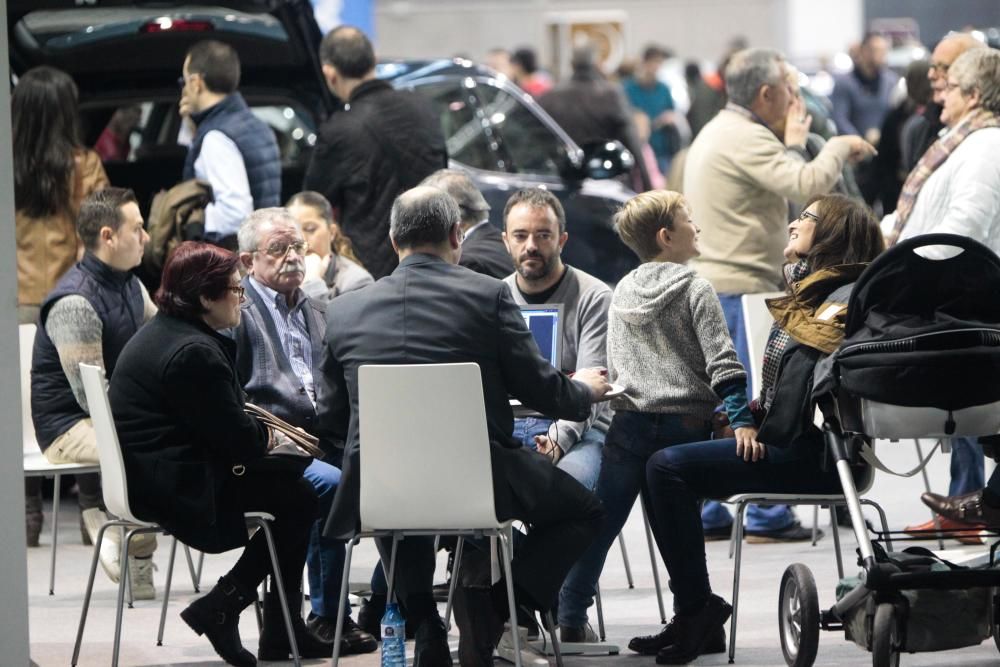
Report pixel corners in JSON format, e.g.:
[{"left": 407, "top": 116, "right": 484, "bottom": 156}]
[{"left": 580, "top": 140, "right": 635, "bottom": 180}]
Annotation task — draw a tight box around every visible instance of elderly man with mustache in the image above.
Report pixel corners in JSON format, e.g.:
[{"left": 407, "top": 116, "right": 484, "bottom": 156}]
[{"left": 230, "top": 208, "right": 377, "bottom": 659}]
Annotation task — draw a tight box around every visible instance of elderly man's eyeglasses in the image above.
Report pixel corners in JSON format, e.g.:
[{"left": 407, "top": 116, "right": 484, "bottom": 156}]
[
  {"left": 255, "top": 241, "right": 308, "bottom": 258},
  {"left": 944, "top": 80, "right": 962, "bottom": 92}
]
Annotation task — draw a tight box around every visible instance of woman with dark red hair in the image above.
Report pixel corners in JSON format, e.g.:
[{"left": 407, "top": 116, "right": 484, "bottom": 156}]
[{"left": 109, "top": 242, "right": 322, "bottom": 666}]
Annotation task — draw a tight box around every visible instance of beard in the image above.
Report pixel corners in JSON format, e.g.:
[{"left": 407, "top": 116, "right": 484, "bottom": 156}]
[{"left": 516, "top": 251, "right": 558, "bottom": 282}]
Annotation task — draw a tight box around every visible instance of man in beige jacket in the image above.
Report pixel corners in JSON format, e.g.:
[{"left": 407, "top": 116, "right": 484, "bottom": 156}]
[{"left": 684, "top": 47, "right": 874, "bottom": 541}]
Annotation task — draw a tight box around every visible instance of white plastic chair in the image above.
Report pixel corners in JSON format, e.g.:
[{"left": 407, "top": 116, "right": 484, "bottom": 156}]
[
  {"left": 19, "top": 323, "right": 101, "bottom": 595},
  {"left": 330, "top": 363, "right": 562, "bottom": 667},
  {"left": 74, "top": 363, "right": 302, "bottom": 667}
]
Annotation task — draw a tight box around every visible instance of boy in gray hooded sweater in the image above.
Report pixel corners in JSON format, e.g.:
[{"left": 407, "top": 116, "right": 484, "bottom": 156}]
[{"left": 558, "top": 190, "right": 758, "bottom": 652}]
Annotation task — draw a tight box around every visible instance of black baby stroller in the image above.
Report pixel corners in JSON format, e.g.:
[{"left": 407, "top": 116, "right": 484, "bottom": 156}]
[{"left": 776, "top": 234, "right": 1000, "bottom": 667}]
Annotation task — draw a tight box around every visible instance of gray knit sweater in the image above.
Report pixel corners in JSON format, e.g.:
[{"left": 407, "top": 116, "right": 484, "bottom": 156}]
[{"left": 607, "top": 261, "right": 746, "bottom": 419}]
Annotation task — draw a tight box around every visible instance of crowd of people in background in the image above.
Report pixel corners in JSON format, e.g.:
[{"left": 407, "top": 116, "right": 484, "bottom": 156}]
[{"left": 12, "top": 15, "right": 1000, "bottom": 667}]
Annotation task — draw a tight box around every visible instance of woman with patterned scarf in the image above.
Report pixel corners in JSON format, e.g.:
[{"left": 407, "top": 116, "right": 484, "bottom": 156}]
[
  {"left": 632, "top": 194, "right": 884, "bottom": 665},
  {"left": 884, "top": 46, "right": 1000, "bottom": 542},
  {"left": 884, "top": 47, "right": 1000, "bottom": 255}
]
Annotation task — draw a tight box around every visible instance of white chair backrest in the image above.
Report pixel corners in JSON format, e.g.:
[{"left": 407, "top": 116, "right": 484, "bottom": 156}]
[
  {"left": 358, "top": 363, "right": 498, "bottom": 531},
  {"left": 79, "top": 363, "right": 141, "bottom": 523},
  {"left": 741, "top": 292, "right": 784, "bottom": 399},
  {"left": 19, "top": 324, "right": 37, "bottom": 453}
]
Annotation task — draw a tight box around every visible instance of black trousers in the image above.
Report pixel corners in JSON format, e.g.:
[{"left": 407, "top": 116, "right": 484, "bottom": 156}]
[
  {"left": 227, "top": 469, "right": 318, "bottom": 595},
  {"left": 379, "top": 444, "right": 605, "bottom": 615}
]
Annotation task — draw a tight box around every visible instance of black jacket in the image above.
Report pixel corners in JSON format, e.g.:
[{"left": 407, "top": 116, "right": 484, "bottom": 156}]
[
  {"left": 459, "top": 223, "right": 515, "bottom": 279},
  {"left": 303, "top": 80, "right": 447, "bottom": 279},
  {"left": 317, "top": 253, "right": 591, "bottom": 538},
  {"left": 109, "top": 313, "right": 268, "bottom": 553}
]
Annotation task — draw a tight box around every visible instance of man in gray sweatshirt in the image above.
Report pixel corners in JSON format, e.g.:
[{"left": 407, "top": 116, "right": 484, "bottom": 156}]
[{"left": 501, "top": 188, "right": 612, "bottom": 494}]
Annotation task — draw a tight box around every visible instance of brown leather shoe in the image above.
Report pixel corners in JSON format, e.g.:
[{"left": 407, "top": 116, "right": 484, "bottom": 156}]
[
  {"left": 921, "top": 491, "right": 1000, "bottom": 530},
  {"left": 903, "top": 515, "right": 984, "bottom": 544}
]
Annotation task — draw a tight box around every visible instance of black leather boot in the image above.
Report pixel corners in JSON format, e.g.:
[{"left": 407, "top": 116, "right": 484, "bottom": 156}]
[
  {"left": 257, "top": 590, "right": 334, "bottom": 660},
  {"left": 180, "top": 576, "right": 257, "bottom": 667}
]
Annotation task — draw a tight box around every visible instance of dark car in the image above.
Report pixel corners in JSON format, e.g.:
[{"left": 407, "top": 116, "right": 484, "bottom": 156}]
[{"left": 8, "top": 1, "right": 639, "bottom": 283}]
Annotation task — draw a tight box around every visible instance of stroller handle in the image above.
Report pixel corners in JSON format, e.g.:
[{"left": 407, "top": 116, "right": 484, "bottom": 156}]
[{"left": 891, "top": 232, "right": 998, "bottom": 259}]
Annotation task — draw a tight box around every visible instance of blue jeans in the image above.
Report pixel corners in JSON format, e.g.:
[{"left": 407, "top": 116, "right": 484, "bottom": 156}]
[
  {"left": 949, "top": 437, "right": 985, "bottom": 496},
  {"left": 512, "top": 417, "right": 605, "bottom": 491},
  {"left": 706, "top": 293, "right": 796, "bottom": 533},
  {"left": 302, "top": 459, "right": 350, "bottom": 618},
  {"left": 645, "top": 436, "right": 843, "bottom": 614},
  {"left": 558, "top": 411, "right": 711, "bottom": 627}
]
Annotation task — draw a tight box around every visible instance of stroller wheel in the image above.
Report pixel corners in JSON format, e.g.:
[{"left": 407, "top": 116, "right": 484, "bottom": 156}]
[
  {"left": 779, "top": 564, "right": 820, "bottom": 667},
  {"left": 872, "top": 602, "right": 901, "bottom": 667}
]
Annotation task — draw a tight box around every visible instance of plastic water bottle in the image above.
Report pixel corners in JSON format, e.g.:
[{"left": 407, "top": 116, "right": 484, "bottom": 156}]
[{"left": 380, "top": 602, "right": 407, "bottom": 667}]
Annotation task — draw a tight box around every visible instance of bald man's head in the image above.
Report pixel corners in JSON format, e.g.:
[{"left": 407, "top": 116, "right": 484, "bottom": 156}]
[
  {"left": 389, "top": 186, "right": 462, "bottom": 250},
  {"left": 930, "top": 33, "right": 986, "bottom": 103},
  {"left": 319, "top": 25, "right": 375, "bottom": 78}
]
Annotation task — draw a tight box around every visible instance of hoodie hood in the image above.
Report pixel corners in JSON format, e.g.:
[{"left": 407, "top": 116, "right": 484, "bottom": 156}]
[{"left": 611, "top": 262, "right": 698, "bottom": 325}]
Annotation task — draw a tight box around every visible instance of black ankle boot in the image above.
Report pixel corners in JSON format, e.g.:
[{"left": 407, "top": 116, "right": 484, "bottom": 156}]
[
  {"left": 180, "top": 575, "right": 257, "bottom": 667},
  {"left": 257, "top": 591, "right": 334, "bottom": 660}
]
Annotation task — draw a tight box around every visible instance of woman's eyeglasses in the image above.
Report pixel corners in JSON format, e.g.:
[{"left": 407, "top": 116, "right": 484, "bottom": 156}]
[
  {"left": 227, "top": 285, "right": 246, "bottom": 301},
  {"left": 797, "top": 210, "right": 820, "bottom": 223}
]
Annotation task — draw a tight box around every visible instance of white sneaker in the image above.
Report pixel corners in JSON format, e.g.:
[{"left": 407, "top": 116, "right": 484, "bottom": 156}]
[
  {"left": 495, "top": 624, "right": 546, "bottom": 665},
  {"left": 128, "top": 556, "right": 156, "bottom": 600},
  {"left": 98, "top": 519, "right": 124, "bottom": 584}
]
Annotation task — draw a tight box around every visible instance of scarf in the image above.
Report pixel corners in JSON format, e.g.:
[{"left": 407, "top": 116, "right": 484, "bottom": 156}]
[
  {"left": 759, "top": 260, "right": 811, "bottom": 408},
  {"left": 890, "top": 108, "right": 1000, "bottom": 244}
]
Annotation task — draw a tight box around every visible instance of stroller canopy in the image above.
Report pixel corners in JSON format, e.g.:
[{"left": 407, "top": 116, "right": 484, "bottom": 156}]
[{"left": 827, "top": 234, "right": 1000, "bottom": 414}]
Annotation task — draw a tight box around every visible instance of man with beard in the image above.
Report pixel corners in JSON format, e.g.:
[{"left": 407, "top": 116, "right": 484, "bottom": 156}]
[
  {"left": 501, "top": 189, "right": 612, "bottom": 494},
  {"left": 500, "top": 188, "right": 612, "bottom": 643},
  {"left": 232, "top": 208, "right": 376, "bottom": 658}
]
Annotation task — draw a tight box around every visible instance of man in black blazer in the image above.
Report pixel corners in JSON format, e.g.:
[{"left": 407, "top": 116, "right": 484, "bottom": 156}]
[
  {"left": 421, "top": 169, "right": 514, "bottom": 279},
  {"left": 318, "top": 186, "right": 609, "bottom": 665}
]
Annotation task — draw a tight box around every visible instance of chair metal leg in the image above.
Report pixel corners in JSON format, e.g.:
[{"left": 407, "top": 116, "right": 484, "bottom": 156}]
[
  {"left": 617, "top": 533, "right": 634, "bottom": 588},
  {"left": 913, "top": 439, "right": 945, "bottom": 550},
  {"left": 728, "top": 502, "right": 748, "bottom": 664},
  {"left": 112, "top": 528, "right": 137, "bottom": 667},
  {"left": 640, "top": 498, "right": 667, "bottom": 624},
  {"left": 862, "top": 499, "right": 892, "bottom": 552},
  {"left": 385, "top": 533, "right": 401, "bottom": 605},
  {"left": 183, "top": 545, "right": 202, "bottom": 592},
  {"left": 49, "top": 473, "right": 61, "bottom": 595},
  {"left": 545, "top": 609, "right": 564, "bottom": 667},
  {"left": 255, "top": 518, "right": 301, "bottom": 667},
  {"left": 72, "top": 520, "right": 116, "bottom": 665},
  {"left": 157, "top": 537, "right": 179, "bottom": 646},
  {"left": 498, "top": 531, "right": 523, "bottom": 667},
  {"left": 727, "top": 509, "right": 739, "bottom": 559},
  {"left": 811, "top": 505, "right": 820, "bottom": 546},
  {"left": 595, "top": 583, "right": 606, "bottom": 641},
  {"left": 444, "top": 536, "right": 464, "bottom": 631},
  {"left": 829, "top": 506, "right": 844, "bottom": 579},
  {"left": 124, "top": 529, "right": 134, "bottom": 609},
  {"left": 330, "top": 535, "right": 358, "bottom": 667}
]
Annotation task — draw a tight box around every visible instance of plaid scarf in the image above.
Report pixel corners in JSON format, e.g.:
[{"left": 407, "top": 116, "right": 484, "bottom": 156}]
[
  {"left": 758, "top": 260, "right": 811, "bottom": 409},
  {"left": 890, "top": 108, "right": 1000, "bottom": 244}
]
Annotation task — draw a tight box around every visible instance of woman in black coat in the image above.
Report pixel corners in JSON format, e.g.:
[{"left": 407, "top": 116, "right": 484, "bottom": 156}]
[{"left": 110, "top": 242, "right": 321, "bottom": 666}]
